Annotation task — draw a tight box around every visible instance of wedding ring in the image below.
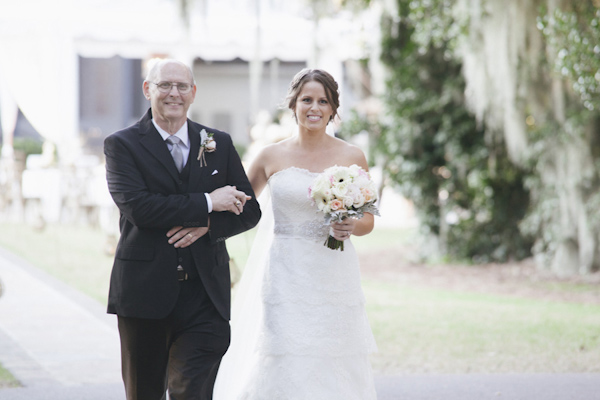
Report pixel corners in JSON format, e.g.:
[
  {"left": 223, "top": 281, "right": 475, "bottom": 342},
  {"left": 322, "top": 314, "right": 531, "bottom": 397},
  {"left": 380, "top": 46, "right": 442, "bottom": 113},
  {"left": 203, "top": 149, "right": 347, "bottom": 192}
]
[
  {"left": 187, "top": 233, "right": 193, "bottom": 238},
  {"left": 235, "top": 200, "right": 242, "bottom": 206}
]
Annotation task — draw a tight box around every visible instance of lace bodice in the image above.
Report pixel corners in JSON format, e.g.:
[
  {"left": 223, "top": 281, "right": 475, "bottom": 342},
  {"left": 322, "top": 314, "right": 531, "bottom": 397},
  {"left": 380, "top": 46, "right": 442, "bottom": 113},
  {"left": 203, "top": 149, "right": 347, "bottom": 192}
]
[{"left": 269, "top": 167, "right": 330, "bottom": 242}]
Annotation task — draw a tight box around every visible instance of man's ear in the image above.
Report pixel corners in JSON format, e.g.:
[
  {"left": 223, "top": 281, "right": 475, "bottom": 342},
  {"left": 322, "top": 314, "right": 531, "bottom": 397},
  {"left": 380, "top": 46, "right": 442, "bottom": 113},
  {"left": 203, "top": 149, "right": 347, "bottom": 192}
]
[
  {"left": 189, "top": 84, "right": 197, "bottom": 103},
  {"left": 142, "top": 81, "right": 151, "bottom": 100}
]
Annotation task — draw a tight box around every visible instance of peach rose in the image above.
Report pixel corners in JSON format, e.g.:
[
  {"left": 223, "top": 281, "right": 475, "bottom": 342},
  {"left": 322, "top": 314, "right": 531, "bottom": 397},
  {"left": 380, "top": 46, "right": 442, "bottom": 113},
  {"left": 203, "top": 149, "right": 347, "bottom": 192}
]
[
  {"left": 361, "top": 187, "right": 375, "bottom": 203},
  {"left": 329, "top": 199, "right": 344, "bottom": 211}
]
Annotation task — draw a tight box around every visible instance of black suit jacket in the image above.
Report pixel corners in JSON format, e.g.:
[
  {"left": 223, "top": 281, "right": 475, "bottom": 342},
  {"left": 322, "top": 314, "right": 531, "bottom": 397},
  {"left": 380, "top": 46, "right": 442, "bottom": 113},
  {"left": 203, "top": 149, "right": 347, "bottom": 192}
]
[{"left": 104, "top": 109, "right": 260, "bottom": 320}]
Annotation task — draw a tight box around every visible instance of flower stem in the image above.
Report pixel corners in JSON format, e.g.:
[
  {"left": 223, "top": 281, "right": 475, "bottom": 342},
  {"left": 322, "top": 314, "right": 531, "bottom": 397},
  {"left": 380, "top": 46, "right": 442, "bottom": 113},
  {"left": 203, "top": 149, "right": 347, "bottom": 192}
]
[{"left": 324, "top": 235, "right": 344, "bottom": 251}]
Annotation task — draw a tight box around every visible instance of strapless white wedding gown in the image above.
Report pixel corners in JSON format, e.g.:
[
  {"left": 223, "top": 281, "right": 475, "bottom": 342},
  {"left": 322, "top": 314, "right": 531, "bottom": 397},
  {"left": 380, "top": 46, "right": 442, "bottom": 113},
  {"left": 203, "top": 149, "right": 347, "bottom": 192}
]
[{"left": 214, "top": 167, "right": 377, "bottom": 400}]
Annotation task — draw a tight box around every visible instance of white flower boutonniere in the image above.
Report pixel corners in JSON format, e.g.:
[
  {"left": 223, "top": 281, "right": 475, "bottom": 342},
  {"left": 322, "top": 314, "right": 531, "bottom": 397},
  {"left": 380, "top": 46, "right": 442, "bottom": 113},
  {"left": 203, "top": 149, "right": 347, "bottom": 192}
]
[{"left": 198, "top": 129, "right": 216, "bottom": 167}]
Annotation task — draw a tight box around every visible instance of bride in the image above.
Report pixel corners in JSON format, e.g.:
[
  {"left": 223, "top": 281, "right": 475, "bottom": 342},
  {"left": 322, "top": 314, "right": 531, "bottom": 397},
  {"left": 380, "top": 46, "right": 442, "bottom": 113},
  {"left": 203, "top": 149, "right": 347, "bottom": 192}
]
[{"left": 213, "top": 68, "right": 378, "bottom": 399}]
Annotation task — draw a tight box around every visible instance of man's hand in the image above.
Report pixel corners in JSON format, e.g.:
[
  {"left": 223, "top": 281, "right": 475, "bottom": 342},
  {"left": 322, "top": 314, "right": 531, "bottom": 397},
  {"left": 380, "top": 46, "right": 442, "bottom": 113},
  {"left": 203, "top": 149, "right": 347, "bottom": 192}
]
[
  {"left": 167, "top": 226, "right": 209, "bottom": 248},
  {"left": 209, "top": 185, "right": 252, "bottom": 215}
]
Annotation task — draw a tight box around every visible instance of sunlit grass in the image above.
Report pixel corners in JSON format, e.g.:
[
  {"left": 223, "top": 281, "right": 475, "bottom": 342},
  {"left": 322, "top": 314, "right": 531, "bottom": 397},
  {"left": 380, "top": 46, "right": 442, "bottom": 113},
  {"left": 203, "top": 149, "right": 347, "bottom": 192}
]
[
  {"left": 0, "top": 363, "right": 19, "bottom": 388},
  {"left": 226, "top": 228, "right": 257, "bottom": 273},
  {"left": 0, "top": 222, "right": 257, "bottom": 303},
  {"left": 536, "top": 281, "right": 599, "bottom": 295},
  {"left": 364, "top": 279, "right": 600, "bottom": 373},
  {"left": 0, "top": 223, "right": 113, "bottom": 303},
  {"left": 352, "top": 226, "right": 418, "bottom": 253}
]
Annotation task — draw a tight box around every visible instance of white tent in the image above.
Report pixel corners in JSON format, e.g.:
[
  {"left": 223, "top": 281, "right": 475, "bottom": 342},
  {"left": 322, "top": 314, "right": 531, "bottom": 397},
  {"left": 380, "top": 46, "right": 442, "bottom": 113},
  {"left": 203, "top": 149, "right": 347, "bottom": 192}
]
[{"left": 0, "top": 0, "right": 369, "bottom": 160}]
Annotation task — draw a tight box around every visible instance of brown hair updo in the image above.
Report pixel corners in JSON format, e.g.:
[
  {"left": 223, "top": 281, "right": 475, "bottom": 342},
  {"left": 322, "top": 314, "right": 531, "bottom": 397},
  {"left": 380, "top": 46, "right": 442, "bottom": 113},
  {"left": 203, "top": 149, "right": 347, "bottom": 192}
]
[{"left": 285, "top": 68, "right": 340, "bottom": 123}]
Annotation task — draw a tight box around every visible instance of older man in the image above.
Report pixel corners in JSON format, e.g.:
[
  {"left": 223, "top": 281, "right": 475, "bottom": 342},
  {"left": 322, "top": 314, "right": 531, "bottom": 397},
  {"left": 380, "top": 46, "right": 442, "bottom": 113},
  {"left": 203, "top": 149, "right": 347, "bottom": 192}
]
[{"left": 104, "top": 59, "right": 260, "bottom": 400}]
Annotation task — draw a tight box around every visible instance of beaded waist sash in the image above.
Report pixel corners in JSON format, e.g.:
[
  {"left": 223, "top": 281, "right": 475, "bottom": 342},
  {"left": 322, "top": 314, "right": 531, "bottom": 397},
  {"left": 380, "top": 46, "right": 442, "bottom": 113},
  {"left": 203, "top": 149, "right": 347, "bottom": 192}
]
[{"left": 273, "top": 221, "right": 330, "bottom": 241}]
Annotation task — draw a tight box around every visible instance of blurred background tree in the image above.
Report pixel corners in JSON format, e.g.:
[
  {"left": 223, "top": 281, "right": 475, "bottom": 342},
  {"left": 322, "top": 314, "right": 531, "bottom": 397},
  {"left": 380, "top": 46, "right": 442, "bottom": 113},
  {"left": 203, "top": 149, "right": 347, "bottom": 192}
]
[{"left": 343, "top": 0, "right": 600, "bottom": 275}]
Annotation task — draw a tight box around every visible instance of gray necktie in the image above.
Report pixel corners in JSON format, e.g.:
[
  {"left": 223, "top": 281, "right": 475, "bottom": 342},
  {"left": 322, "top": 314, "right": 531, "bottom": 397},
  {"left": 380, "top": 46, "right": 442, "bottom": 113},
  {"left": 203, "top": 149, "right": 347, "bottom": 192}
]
[{"left": 166, "top": 136, "right": 184, "bottom": 172}]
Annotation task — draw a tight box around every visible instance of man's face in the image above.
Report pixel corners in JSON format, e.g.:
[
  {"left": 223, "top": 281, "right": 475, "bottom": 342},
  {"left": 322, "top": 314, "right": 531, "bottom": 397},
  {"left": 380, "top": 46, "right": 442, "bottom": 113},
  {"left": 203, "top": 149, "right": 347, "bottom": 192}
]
[{"left": 143, "top": 62, "right": 196, "bottom": 130}]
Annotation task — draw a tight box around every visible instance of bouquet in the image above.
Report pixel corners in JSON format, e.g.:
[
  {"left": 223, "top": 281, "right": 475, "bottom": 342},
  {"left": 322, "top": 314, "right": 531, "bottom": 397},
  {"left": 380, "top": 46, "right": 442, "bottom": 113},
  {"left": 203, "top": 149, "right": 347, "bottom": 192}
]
[{"left": 309, "top": 164, "right": 380, "bottom": 251}]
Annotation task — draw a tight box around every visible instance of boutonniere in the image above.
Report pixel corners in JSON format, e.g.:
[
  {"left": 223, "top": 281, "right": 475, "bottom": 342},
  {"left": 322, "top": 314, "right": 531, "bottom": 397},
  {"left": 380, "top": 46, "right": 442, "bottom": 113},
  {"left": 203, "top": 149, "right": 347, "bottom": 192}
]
[{"left": 198, "top": 129, "right": 216, "bottom": 167}]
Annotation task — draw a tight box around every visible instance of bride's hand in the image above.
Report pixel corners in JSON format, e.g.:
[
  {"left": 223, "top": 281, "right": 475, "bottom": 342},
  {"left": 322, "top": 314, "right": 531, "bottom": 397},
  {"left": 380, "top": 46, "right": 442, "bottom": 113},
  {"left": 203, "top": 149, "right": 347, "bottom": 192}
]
[{"left": 330, "top": 218, "right": 357, "bottom": 241}]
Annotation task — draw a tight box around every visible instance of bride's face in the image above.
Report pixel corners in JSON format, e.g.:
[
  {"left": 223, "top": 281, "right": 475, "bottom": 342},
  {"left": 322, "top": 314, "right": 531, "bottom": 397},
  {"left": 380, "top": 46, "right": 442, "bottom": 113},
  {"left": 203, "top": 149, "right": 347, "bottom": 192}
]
[{"left": 295, "top": 81, "right": 333, "bottom": 133}]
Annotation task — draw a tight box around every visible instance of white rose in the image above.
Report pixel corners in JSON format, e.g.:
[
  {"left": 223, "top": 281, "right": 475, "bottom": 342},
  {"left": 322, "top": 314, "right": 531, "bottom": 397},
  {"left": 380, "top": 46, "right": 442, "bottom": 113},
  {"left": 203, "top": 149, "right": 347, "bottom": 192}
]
[
  {"left": 353, "top": 173, "right": 370, "bottom": 189},
  {"left": 345, "top": 184, "right": 363, "bottom": 208},
  {"left": 313, "top": 177, "right": 330, "bottom": 194},
  {"left": 205, "top": 138, "right": 216, "bottom": 152},
  {"left": 354, "top": 193, "right": 366, "bottom": 208},
  {"left": 343, "top": 196, "right": 355, "bottom": 208},
  {"left": 332, "top": 182, "right": 349, "bottom": 198},
  {"left": 348, "top": 164, "right": 363, "bottom": 178}
]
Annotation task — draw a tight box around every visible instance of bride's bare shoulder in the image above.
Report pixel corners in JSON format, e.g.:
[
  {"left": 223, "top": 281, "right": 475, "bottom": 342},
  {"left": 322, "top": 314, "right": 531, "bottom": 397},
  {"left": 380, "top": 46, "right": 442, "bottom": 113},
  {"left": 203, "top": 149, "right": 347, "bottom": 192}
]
[
  {"left": 255, "top": 139, "right": 293, "bottom": 161},
  {"left": 330, "top": 136, "right": 369, "bottom": 169},
  {"left": 251, "top": 139, "right": 295, "bottom": 177}
]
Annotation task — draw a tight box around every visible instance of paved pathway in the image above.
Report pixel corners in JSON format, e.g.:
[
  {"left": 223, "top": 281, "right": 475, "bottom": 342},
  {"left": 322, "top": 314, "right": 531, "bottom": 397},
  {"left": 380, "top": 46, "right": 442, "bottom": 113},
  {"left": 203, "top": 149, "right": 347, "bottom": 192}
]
[
  {"left": 0, "top": 246, "right": 599, "bottom": 400},
  {"left": 375, "top": 374, "right": 600, "bottom": 400},
  {"left": 0, "top": 246, "right": 124, "bottom": 399}
]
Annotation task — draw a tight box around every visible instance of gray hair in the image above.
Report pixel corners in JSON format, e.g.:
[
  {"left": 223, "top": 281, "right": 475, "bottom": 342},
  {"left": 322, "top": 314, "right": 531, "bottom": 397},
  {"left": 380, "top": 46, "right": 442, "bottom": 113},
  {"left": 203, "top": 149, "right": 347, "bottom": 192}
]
[{"left": 145, "top": 59, "right": 195, "bottom": 84}]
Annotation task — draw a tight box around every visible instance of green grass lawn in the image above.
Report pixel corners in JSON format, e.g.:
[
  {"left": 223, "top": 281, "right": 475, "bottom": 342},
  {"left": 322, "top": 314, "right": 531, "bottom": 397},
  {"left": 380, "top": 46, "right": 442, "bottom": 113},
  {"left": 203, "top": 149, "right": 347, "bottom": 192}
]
[
  {"left": 0, "top": 222, "right": 598, "bottom": 379},
  {"left": 0, "top": 223, "right": 114, "bottom": 303},
  {"left": 364, "top": 279, "right": 600, "bottom": 373}
]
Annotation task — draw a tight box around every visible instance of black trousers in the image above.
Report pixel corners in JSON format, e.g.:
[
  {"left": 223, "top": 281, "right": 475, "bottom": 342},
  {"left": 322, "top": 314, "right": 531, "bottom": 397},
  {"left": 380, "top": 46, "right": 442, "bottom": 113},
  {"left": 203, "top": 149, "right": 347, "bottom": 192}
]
[{"left": 117, "top": 279, "right": 230, "bottom": 400}]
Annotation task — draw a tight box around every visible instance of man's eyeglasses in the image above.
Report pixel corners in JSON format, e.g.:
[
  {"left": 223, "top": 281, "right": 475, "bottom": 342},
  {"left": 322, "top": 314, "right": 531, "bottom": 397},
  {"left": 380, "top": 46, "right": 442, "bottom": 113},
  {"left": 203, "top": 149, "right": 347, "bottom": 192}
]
[{"left": 152, "top": 82, "right": 193, "bottom": 94}]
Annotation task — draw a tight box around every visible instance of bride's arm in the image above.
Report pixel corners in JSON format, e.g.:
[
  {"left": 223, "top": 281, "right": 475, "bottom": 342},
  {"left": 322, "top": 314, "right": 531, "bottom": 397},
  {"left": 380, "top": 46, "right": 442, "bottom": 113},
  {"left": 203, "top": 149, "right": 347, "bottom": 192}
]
[
  {"left": 351, "top": 213, "right": 375, "bottom": 236},
  {"left": 247, "top": 148, "right": 270, "bottom": 198}
]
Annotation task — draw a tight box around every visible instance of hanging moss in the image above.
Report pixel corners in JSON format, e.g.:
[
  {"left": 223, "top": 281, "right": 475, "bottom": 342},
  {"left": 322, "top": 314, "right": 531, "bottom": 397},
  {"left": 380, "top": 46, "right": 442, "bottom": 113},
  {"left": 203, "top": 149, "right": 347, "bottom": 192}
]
[{"left": 343, "top": 0, "right": 534, "bottom": 263}]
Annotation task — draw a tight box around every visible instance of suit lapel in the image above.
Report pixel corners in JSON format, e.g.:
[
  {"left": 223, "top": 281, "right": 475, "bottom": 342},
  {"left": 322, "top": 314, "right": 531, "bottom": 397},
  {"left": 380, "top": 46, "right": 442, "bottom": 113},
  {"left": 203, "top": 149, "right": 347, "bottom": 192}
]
[{"left": 138, "top": 109, "right": 183, "bottom": 182}]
